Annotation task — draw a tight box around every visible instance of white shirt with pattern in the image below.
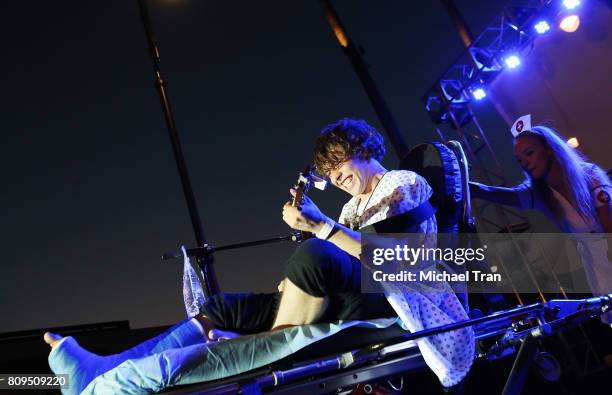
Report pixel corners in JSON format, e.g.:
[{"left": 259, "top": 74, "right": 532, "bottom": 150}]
[{"left": 338, "top": 170, "right": 474, "bottom": 387}]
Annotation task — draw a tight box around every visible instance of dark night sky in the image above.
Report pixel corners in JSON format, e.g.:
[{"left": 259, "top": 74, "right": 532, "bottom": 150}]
[{"left": 1, "top": 0, "right": 515, "bottom": 333}]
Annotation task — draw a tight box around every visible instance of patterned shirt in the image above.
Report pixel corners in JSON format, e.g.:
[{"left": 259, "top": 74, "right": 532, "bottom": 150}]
[
  {"left": 337, "top": 169, "right": 474, "bottom": 387},
  {"left": 338, "top": 170, "right": 436, "bottom": 233}
]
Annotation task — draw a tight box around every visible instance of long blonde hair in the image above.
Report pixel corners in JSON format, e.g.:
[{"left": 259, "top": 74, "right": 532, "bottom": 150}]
[{"left": 518, "top": 125, "right": 603, "bottom": 228}]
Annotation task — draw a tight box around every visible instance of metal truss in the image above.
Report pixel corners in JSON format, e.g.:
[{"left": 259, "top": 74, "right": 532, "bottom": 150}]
[
  {"left": 423, "top": 0, "right": 605, "bottom": 377},
  {"left": 423, "top": 0, "right": 552, "bottom": 233}
]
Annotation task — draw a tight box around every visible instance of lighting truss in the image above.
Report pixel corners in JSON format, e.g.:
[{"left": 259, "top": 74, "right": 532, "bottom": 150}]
[
  {"left": 422, "top": 0, "right": 553, "bottom": 233},
  {"left": 422, "top": 2, "right": 603, "bottom": 376}
]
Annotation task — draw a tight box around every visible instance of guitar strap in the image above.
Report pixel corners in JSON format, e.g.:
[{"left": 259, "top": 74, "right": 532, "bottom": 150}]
[{"left": 359, "top": 200, "right": 437, "bottom": 234}]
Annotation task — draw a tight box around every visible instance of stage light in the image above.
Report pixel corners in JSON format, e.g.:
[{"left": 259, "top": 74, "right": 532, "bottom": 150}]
[
  {"left": 534, "top": 20, "right": 550, "bottom": 34},
  {"left": 562, "top": 0, "right": 581, "bottom": 10},
  {"left": 567, "top": 137, "right": 579, "bottom": 148},
  {"left": 560, "top": 15, "right": 580, "bottom": 32},
  {"left": 332, "top": 26, "right": 349, "bottom": 47},
  {"left": 504, "top": 55, "right": 521, "bottom": 69},
  {"left": 472, "top": 88, "right": 486, "bottom": 100}
]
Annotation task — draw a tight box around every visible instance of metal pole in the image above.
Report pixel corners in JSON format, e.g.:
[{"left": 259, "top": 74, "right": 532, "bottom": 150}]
[
  {"left": 319, "top": 0, "right": 409, "bottom": 162},
  {"left": 440, "top": 0, "right": 473, "bottom": 47},
  {"left": 502, "top": 336, "right": 538, "bottom": 395},
  {"left": 136, "top": 0, "right": 220, "bottom": 297}
]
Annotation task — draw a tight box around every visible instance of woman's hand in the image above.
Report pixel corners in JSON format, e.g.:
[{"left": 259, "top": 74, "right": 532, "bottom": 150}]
[{"left": 282, "top": 189, "right": 327, "bottom": 233}]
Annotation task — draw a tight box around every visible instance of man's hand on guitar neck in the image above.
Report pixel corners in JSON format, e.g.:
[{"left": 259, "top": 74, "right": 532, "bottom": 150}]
[
  {"left": 282, "top": 188, "right": 328, "bottom": 234},
  {"left": 283, "top": 189, "right": 362, "bottom": 258}
]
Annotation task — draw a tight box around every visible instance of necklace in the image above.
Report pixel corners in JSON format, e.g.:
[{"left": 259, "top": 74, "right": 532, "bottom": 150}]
[{"left": 348, "top": 171, "right": 388, "bottom": 230}]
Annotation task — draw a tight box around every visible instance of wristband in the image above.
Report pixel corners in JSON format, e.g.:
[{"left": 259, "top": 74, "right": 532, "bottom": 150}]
[{"left": 315, "top": 217, "right": 335, "bottom": 240}]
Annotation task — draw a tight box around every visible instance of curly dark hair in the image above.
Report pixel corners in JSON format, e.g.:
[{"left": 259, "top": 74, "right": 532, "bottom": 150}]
[{"left": 313, "top": 118, "right": 386, "bottom": 176}]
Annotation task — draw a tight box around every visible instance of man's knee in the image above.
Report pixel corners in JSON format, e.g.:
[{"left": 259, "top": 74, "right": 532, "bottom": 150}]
[
  {"left": 286, "top": 238, "right": 353, "bottom": 297},
  {"left": 288, "top": 238, "right": 338, "bottom": 274},
  {"left": 293, "top": 238, "right": 338, "bottom": 260}
]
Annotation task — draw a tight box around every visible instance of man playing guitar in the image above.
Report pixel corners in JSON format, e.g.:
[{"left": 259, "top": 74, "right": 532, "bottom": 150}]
[
  {"left": 44, "top": 118, "right": 474, "bottom": 391},
  {"left": 193, "top": 118, "right": 436, "bottom": 338}
]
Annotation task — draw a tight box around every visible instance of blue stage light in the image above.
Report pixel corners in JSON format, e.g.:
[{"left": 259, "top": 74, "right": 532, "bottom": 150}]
[
  {"left": 472, "top": 88, "right": 486, "bottom": 100},
  {"left": 534, "top": 20, "right": 550, "bottom": 34},
  {"left": 563, "top": 0, "right": 581, "bottom": 10},
  {"left": 504, "top": 55, "right": 521, "bottom": 69}
]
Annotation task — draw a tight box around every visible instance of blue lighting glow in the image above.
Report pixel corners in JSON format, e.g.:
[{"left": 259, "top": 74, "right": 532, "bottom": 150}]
[
  {"left": 472, "top": 88, "right": 486, "bottom": 100},
  {"left": 563, "top": 0, "right": 581, "bottom": 10},
  {"left": 534, "top": 20, "right": 550, "bottom": 34},
  {"left": 504, "top": 55, "right": 521, "bottom": 69}
]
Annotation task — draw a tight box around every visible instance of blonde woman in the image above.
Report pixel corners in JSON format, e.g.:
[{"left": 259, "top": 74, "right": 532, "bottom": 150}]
[{"left": 470, "top": 116, "right": 612, "bottom": 323}]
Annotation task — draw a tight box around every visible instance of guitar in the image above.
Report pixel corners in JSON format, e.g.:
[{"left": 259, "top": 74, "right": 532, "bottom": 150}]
[{"left": 290, "top": 165, "right": 327, "bottom": 241}]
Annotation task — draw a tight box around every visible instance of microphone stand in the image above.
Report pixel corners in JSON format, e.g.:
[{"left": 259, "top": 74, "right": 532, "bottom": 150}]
[
  {"left": 161, "top": 232, "right": 304, "bottom": 261},
  {"left": 136, "top": 0, "right": 220, "bottom": 297}
]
